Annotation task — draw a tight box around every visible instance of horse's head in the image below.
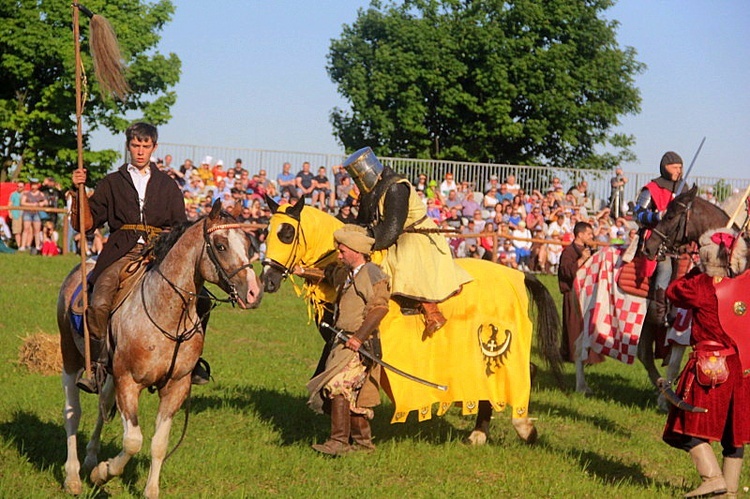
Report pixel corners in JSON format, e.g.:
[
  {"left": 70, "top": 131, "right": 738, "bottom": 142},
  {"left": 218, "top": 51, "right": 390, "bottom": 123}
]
[
  {"left": 642, "top": 184, "right": 699, "bottom": 260},
  {"left": 261, "top": 196, "right": 343, "bottom": 293},
  {"left": 200, "top": 200, "right": 263, "bottom": 309}
]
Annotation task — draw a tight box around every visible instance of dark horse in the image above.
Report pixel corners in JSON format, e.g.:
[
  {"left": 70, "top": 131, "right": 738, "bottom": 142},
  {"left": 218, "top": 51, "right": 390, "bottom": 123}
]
[
  {"left": 640, "top": 185, "right": 732, "bottom": 400},
  {"left": 58, "top": 201, "right": 262, "bottom": 497}
]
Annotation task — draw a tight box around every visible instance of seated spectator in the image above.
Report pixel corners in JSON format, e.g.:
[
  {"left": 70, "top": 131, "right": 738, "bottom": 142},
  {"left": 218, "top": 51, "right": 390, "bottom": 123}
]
[
  {"left": 483, "top": 188, "right": 500, "bottom": 209},
  {"left": 497, "top": 240, "right": 518, "bottom": 269},
  {"left": 546, "top": 230, "right": 563, "bottom": 273},
  {"left": 479, "top": 222, "right": 497, "bottom": 261},
  {"left": 444, "top": 190, "right": 462, "bottom": 210},
  {"left": 503, "top": 175, "right": 521, "bottom": 197},
  {"left": 295, "top": 161, "right": 315, "bottom": 202},
  {"left": 444, "top": 206, "right": 463, "bottom": 229},
  {"left": 484, "top": 174, "right": 500, "bottom": 194},
  {"left": 312, "top": 166, "right": 334, "bottom": 211},
  {"left": 529, "top": 227, "right": 546, "bottom": 272},
  {"left": 414, "top": 173, "right": 428, "bottom": 195},
  {"left": 426, "top": 198, "right": 442, "bottom": 224},
  {"left": 335, "top": 175, "right": 354, "bottom": 207},
  {"left": 470, "top": 209, "right": 487, "bottom": 232},
  {"left": 185, "top": 203, "right": 201, "bottom": 222},
  {"left": 512, "top": 221, "right": 532, "bottom": 271},
  {"left": 525, "top": 206, "right": 545, "bottom": 233},
  {"left": 511, "top": 194, "right": 527, "bottom": 218},
  {"left": 197, "top": 156, "right": 214, "bottom": 187},
  {"left": 460, "top": 191, "right": 480, "bottom": 218},
  {"left": 277, "top": 162, "right": 298, "bottom": 200},
  {"left": 497, "top": 184, "right": 514, "bottom": 203},
  {"left": 507, "top": 209, "right": 522, "bottom": 231},
  {"left": 39, "top": 221, "right": 60, "bottom": 256},
  {"left": 335, "top": 202, "right": 358, "bottom": 224},
  {"left": 439, "top": 172, "right": 458, "bottom": 198}
]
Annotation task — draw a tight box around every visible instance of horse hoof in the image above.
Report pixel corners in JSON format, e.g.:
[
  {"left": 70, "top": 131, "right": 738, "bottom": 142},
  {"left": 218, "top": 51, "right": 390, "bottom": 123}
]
[
  {"left": 89, "top": 461, "right": 109, "bottom": 486},
  {"left": 512, "top": 418, "right": 538, "bottom": 444},
  {"left": 465, "top": 430, "right": 488, "bottom": 446},
  {"left": 64, "top": 477, "right": 82, "bottom": 495}
]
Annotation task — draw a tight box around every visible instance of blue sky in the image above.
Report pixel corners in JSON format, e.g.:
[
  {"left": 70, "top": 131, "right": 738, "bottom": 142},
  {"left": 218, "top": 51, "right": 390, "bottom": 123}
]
[{"left": 91, "top": 1, "right": 750, "bottom": 179}]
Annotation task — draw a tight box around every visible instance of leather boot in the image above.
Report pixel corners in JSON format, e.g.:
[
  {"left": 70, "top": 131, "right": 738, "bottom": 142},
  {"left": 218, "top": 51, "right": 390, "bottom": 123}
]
[
  {"left": 648, "top": 288, "right": 668, "bottom": 327},
  {"left": 421, "top": 302, "right": 447, "bottom": 337},
  {"left": 722, "top": 457, "right": 743, "bottom": 498},
  {"left": 75, "top": 335, "right": 108, "bottom": 394},
  {"left": 312, "top": 395, "right": 352, "bottom": 456},
  {"left": 684, "top": 443, "right": 727, "bottom": 498},
  {"left": 191, "top": 357, "right": 211, "bottom": 385},
  {"left": 350, "top": 414, "right": 375, "bottom": 452}
]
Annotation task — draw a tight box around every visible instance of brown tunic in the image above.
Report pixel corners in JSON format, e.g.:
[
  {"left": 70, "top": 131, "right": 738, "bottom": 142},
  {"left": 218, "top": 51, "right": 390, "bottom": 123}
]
[
  {"left": 558, "top": 242, "right": 585, "bottom": 362},
  {"left": 307, "top": 262, "right": 389, "bottom": 414}
]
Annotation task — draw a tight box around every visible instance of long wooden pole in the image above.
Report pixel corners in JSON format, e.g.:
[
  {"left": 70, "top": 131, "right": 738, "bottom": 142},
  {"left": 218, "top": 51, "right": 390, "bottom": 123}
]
[
  {"left": 73, "top": 6, "right": 92, "bottom": 381},
  {"left": 726, "top": 183, "right": 750, "bottom": 230}
]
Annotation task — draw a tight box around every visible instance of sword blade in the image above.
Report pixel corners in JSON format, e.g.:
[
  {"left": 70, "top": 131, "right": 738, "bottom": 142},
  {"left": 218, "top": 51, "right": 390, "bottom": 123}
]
[
  {"left": 675, "top": 136, "right": 706, "bottom": 194},
  {"left": 321, "top": 322, "right": 448, "bottom": 391}
]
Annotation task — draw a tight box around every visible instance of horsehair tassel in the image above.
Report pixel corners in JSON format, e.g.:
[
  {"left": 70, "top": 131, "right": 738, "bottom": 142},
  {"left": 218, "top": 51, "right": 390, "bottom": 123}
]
[{"left": 81, "top": 4, "right": 130, "bottom": 100}]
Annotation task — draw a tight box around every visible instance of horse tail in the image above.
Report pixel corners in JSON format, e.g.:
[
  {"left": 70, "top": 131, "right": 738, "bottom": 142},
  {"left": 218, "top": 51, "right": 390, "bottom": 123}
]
[{"left": 524, "top": 273, "right": 565, "bottom": 390}]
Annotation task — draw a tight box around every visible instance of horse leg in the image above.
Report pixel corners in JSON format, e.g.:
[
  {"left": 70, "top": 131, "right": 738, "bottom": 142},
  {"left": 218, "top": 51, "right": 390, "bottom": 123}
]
[
  {"left": 62, "top": 370, "right": 83, "bottom": 495},
  {"left": 144, "top": 378, "right": 191, "bottom": 499},
  {"left": 512, "top": 417, "right": 538, "bottom": 444},
  {"left": 637, "top": 321, "right": 665, "bottom": 388},
  {"left": 573, "top": 334, "right": 592, "bottom": 395},
  {"left": 83, "top": 376, "right": 116, "bottom": 472},
  {"left": 467, "top": 400, "right": 492, "bottom": 445},
  {"left": 90, "top": 377, "right": 143, "bottom": 487}
]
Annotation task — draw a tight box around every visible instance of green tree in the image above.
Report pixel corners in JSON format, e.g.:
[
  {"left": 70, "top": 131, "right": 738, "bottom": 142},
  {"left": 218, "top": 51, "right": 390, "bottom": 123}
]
[
  {"left": 328, "top": 0, "right": 644, "bottom": 169},
  {"left": 0, "top": 0, "right": 180, "bottom": 185}
]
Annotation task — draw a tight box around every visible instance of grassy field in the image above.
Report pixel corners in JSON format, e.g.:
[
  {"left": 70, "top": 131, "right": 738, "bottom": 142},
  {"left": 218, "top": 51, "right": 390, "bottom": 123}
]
[{"left": 0, "top": 253, "right": 742, "bottom": 498}]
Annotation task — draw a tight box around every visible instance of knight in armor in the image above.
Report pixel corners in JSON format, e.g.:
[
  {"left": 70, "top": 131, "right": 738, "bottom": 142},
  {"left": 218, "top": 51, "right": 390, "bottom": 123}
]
[
  {"left": 343, "top": 147, "right": 472, "bottom": 336},
  {"left": 663, "top": 228, "right": 749, "bottom": 498},
  {"left": 634, "top": 151, "right": 689, "bottom": 326},
  {"left": 71, "top": 122, "right": 211, "bottom": 393}
]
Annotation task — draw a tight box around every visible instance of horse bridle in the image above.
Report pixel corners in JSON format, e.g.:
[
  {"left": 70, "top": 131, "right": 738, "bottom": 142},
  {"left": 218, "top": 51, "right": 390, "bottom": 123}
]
[
  {"left": 650, "top": 198, "right": 693, "bottom": 258},
  {"left": 203, "top": 221, "right": 257, "bottom": 303},
  {"left": 262, "top": 211, "right": 308, "bottom": 280}
]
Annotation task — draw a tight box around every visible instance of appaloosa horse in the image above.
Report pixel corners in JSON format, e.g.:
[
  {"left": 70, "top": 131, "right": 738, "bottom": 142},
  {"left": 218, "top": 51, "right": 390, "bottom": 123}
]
[
  {"left": 261, "top": 199, "right": 563, "bottom": 445},
  {"left": 58, "top": 201, "right": 262, "bottom": 498}
]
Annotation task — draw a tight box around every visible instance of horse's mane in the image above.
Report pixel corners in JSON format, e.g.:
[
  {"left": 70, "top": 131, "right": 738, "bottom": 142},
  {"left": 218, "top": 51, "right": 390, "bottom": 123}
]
[{"left": 151, "top": 220, "right": 197, "bottom": 265}]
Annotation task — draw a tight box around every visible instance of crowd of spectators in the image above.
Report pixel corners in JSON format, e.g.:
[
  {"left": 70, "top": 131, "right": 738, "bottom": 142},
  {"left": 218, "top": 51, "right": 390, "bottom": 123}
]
[
  {"left": 417, "top": 171, "right": 641, "bottom": 273},
  {"left": 0, "top": 156, "right": 734, "bottom": 270}
]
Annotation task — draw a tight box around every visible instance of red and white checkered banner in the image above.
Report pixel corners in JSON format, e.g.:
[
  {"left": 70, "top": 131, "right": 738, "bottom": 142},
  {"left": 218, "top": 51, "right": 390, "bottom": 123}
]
[{"left": 574, "top": 247, "right": 647, "bottom": 364}]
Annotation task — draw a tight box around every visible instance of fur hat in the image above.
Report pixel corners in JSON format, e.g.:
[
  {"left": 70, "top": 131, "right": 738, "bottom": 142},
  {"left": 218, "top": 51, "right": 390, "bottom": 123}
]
[
  {"left": 333, "top": 224, "right": 375, "bottom": 254},
  {"left": 699, "top": 228, "right": 747, "bottom": 277}
]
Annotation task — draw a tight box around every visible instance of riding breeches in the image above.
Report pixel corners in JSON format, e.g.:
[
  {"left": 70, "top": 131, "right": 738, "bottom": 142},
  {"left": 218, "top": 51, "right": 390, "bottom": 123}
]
[{"left": 88, "top": 245, "right": 144, "bottom": 340}]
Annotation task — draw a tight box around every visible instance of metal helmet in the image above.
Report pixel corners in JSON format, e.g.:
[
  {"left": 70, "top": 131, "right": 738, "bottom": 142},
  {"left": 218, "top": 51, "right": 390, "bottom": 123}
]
[{"left": 343, "top": 147, "right": 384, "bottom": 194}]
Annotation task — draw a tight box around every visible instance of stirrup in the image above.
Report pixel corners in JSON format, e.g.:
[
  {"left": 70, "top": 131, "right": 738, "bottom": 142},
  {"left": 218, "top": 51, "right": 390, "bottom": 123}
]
[
  {"left": 75, "top": 364, "right": 107, "bottom": 395},
  {"left": 191, "top": 357, "right": 211, "bottom": 385}
]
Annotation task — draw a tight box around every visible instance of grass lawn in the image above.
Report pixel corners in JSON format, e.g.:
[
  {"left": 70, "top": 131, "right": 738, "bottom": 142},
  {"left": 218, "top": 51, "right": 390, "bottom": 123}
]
[{"left": 0, "top": 253, "right": 740, "bottom": 498}]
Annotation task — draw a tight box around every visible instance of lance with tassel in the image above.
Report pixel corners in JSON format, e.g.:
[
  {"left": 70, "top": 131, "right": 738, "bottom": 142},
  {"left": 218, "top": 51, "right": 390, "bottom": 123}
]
[{"left": 72, "top": 2, "right": 129, "bottom": 385}]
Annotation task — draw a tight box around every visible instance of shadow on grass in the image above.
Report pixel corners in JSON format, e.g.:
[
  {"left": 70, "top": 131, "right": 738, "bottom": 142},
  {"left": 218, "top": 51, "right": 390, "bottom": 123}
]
[
  {"left": 190, "top": 385, "right": 467, "bottom": 446},
  {"left": 534, "top": 365, "right": 659, "bottom": 412},
  {"left": 530, "top": 400, "right": 630, "bottom": 437},
  {"left": 0, "top": 410, "right": 150, "bottom": 497}
]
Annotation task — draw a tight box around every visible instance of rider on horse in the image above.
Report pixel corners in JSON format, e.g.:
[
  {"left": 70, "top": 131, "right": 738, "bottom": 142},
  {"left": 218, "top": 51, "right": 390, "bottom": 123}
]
[
  {"left": 343, "top": 147, "right": 472, "bottom": 336},
  {"left": 71, "top": 122, "right": 210, "bottom": 393},
  {"left": 633, "top": 151, "right": 689, "bottom": 327}
]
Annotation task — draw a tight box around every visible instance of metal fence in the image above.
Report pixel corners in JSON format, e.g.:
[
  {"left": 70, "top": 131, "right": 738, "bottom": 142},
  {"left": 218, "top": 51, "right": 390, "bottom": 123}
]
[{"left": 157, "top": 142, "right": 749, "bottom": 209}]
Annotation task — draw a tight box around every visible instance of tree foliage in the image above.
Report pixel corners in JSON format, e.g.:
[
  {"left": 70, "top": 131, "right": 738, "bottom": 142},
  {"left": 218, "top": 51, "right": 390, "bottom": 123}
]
[
  {"left": 327, "top": 0, "right": 644, "bottom": 169},
  {"left": 0, "top": 0, "right": 180, "bottom": 185}
]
